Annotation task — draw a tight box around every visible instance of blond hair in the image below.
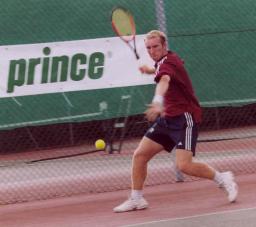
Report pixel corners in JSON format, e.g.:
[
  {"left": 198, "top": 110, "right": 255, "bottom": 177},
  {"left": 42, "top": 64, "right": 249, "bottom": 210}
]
[{"left": 145, "top": 30, "right": 167, "bottom": 44}]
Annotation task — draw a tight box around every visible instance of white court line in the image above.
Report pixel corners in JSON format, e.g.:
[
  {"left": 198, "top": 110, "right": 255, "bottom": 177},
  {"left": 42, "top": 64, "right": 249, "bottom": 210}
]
[{"left": 121, "top": 206, "right": 256, "bottom": 227}]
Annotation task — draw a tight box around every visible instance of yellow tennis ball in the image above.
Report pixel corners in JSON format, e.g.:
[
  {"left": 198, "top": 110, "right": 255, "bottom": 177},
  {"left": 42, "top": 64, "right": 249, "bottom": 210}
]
[{"left": 95, "top": 139, "right": 106, "bottom": 150}]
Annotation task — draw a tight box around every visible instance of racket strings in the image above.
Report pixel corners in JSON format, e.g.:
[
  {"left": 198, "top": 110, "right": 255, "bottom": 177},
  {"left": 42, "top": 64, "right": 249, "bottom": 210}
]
[{"left": 112, "top": 8, "right": 135, "bottom": 41}]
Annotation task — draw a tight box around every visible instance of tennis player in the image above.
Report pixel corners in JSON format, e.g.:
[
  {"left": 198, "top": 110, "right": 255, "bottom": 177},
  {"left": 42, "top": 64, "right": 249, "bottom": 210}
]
[{"left": 113, "top": 30, "right": 238, "bottom": 213}]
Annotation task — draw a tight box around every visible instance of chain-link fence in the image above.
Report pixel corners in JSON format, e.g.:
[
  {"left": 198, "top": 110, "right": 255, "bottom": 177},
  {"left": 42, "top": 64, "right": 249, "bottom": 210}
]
[{"left": 0, "top": 0, "right": 256, "bottom": 204}]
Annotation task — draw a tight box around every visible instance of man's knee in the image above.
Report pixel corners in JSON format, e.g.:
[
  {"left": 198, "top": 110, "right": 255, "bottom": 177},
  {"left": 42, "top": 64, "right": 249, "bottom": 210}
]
[
  {"left": 176, "top": 162, "right": 186, "bottom": 173},
  {"left": 176, "top": 160, "right": 192, "bottom": 173},
  {"left": 133, "top": 138, "right": 162, "bottom": 165},
  {"left": 176, "top": 149, "right": 193, "bottom": 173},
  {"left": 133, "top": 150, "right": 149, "bottom": 164}
]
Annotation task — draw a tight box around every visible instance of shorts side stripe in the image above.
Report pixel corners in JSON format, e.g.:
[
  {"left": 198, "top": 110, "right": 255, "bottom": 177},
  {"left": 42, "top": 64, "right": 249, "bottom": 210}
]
[{"left": 184, "top": 112, "right": 193, "bottom": 150}]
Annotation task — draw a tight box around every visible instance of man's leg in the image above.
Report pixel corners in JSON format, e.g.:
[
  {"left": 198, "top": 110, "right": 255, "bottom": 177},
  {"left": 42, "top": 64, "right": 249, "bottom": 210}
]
[
  {"left": 173, "top": 149, "right": 184, "bottom": 182},
  {"left": 113, "top": 137, "right": 163, "bottom": 212},
  {"left": 131, "top": 137, "right": 163, "bottom": 189},
  {"left": 175, "top": 149, "right": 238, "bottom": 202},
  {"left": 175, "top": 149, "right": 215, "bottom": 179}
]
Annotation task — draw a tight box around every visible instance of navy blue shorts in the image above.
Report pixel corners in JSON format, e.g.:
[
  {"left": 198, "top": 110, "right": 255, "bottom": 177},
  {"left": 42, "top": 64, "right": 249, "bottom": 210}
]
[{"left": 145, "top": 113, "right": 198, "bottom": 156}]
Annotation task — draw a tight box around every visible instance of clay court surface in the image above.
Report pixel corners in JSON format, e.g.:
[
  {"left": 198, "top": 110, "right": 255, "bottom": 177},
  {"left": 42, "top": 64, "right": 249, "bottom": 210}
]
[
  {"left": 0, "top": 126, "right": 255, "bottom": 226},
  {"left": 0, "top": 173, "right": 255, "bottom": 227}
]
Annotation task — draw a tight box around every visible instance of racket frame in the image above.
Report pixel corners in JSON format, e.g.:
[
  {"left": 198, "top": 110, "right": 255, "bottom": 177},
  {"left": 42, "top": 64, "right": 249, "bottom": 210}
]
[{"left": 111, "top": 7, "right": 140, "bottom": 59}]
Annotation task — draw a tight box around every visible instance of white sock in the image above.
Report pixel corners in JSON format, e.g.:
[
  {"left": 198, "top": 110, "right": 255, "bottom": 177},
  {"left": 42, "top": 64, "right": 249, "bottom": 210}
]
[
  {"left": 131, "top": 190, "right": 143, "bottom": 200},
  {"left": 214, "top": 171, "right": 223, "bottom": 184}
]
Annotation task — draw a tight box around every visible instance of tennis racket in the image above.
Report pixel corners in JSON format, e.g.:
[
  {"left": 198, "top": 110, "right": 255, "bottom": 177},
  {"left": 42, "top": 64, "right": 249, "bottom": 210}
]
[{"left": 111, "top": 7, "right": 140, "bottom": 60}]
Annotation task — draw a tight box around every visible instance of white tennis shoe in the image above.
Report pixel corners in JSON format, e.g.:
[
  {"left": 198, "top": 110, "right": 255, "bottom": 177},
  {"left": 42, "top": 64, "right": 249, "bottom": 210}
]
[
  {"left": 113, "top": 197, "right": 148, "bottom": 213},
  {"left": 221, "top": 171, "right": 238, "bottom": 202}
]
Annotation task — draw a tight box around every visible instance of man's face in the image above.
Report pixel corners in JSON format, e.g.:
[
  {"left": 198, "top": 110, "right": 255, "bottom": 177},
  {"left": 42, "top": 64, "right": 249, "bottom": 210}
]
[{"left": 145, "top": 36, "right": 167, "bottom": 61}]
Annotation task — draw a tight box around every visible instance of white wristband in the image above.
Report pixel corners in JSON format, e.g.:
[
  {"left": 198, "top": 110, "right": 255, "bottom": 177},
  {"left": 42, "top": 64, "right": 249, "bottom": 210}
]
[{"left": 152, "top": 95, "right": 164, "bottom": 105}]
